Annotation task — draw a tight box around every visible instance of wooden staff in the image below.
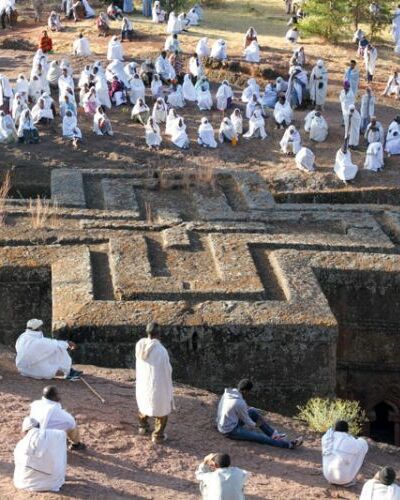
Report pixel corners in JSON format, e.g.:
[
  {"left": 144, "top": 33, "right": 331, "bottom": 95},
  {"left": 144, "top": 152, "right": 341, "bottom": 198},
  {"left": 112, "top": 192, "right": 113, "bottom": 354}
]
[{"left": 80, "top": 376, "right": 106, "bottom": 404}]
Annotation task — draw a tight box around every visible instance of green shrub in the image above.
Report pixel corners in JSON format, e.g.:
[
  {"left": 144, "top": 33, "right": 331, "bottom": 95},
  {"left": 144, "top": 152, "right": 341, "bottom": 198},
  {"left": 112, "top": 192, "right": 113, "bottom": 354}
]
[{"left": 296, "top": 398, "right": 367, "bottom": 436}]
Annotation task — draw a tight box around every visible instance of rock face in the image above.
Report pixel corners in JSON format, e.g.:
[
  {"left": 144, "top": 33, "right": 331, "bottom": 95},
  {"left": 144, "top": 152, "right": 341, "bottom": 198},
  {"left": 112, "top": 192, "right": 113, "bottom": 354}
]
[{"left": 1, "top": 168, "right": 400, "bottom": 438}]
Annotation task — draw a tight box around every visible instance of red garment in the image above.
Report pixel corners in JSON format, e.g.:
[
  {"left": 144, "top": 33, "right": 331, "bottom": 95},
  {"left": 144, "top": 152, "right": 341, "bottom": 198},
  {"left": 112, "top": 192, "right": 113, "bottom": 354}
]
[
  {"left": 39, "top": 35, "right": 53, "bottom": 53},
  {"left": 109, "top": 79, "right": 123, "bottom": 97}
]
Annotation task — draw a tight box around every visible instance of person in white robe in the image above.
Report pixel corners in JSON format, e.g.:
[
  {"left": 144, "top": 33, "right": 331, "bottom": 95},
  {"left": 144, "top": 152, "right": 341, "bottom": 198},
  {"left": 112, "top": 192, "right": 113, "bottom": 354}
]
[
  {"left": 94, "top": 74, "right": 112, "bottom": 109},
  {"left": 168, "top": 84, "right": 185, "bottom": 108},
  {"left": 245, "top": 93, "right": 262, "bottom": 119},
  {"left": 151, "top": 73, "right": 163, "bottom": 99},
  {"left": 78, "top": 65, "right": 91, "bottom": 89},
  {"left": 93, "top": 106, "right": 113, "bottom": 136},
  {"left": 46, "top": 61, "right": 61, "bottom": 89},
  {"left": 14, "top": 417, "right": 67, "bottom": 492},
  {"left": 295, "top": 147, "right": 315, "bottom": 173},
  {"left": 285, "top": 27, "right": 299, "bottom": 44},
  {"left": 364, "top": 44, "right": 377, "bottom": 82},
  {"left": 334, "top": 145, "right": 358, "bottom": 182},
  {"left": 244, "top": 40, "right": 260, "bottom": 63},
  {"left": 293, "top": 46, "right": 305, "bottom": 67},
  {"left": 198, "top": 117, "right": 217, "bottom": 148},
  {"left": 107, "top": 36, "right": 124, "bottom": 61},
  {"left": 32, "top": 50, "right": 48, "bottom": 76},
  {"left": 82, "top": 87, "right": 99, "bottom": 114},
  {"left": 58, "top": 68, "right": 75, "bottom": 96},
  {"left": 145, "top": 117, "right": 162, "bottom": 148},
  {"left": 382, "top": 71, "right": 400, "bottom": 99},
  {"left": 14, "top": 74, "right": 29, "bottom": 99},
  {"left": 124, "top": 61, "right": 138, "bottom": 81},
  {"left": 152, "top": 1, "right": 165, "bottom": 23},
  {"left": 364, "top": 117, "right": 384, "bottom": 145},
  {"left": 152, "top": 97, "right": 168, "bottom": 124},
  {"left": 131, "top": 98, "right": 150, "bottom": 124},
  {"left": 17, "top": 110, "right": 39, "bottom": 144},
  {"left": 243, "top": 108, "right": 267, "bottom": 140},
  {"left": 32, "top": 98, "right": 53, "bottom": 125},
  {"left": 59, "top": 58, "right": 72, "bottom": 76},
  {"left": 196, "top": 82, "right": 212, "bottom": 111},
  {"left": 0, "top": 74, "right": 14, "bottom": 113},
  {"left": 106, "top": 59, "right": 129, "bottom": 87},
  {"left": 340, "top": 81, "right": 355, "bottom": 120},
  {"left": 136, "top": 322, "right": 174, "bottom": 443},
  {"left": 128, "top": 73, "right": 145, "bottom": 105},
  {"left": 48, "top": 11, "right": 63, "bottom": 31},
  {"left": 73, "top": 33, "right": 91, "bottom": 56},
  {"left": 385, "top": 117, "right": 400, "bottom": 156},
  {"left": 171, "top": 117, "right": 189, "bottom": 149},
  {"left": 322, "top": 421, "right": 368, "bottom": 486},
  {"left": 216, "top": 80, "right": 233, "bottom": 111},
  {"left": 230, "top": 108, "right": 243, "bottom": 135},
  {"left": 393, "top": 7, "right": 400, "bottom": 43},
  {"left": 360, "top": 467, "right": 400, "bottom": 500},
  {"left": 196, "top": 37, "right": 210, "bottom": 58},
  {"left": 344, "top": 60, "right": 359, "bottom": 98},
  {"left": 219, "top": 117, "right": 238, "bottom": 144},
  {"left": 305, "top": 110, "right": 328, "bottom": 142},
  {"left": 15, "top": 319, "right": 81, "bottom": 380},
  {"left": 155, "top": 51, "right": 175, "bottom": 83},
  {"left": 30, "top": 385, "right": 85, "bottom": 450},
  {"left": 210, "top": 39, "right": 228, "bottom": 61},
  {"left": 0, "top": 111, "right": 17, "bottom": 143},
  {"left": 166, "top": 11, "right": 181, "bottom": 34},
  {"left": 187, "top": 7, "right": 199, "bottom": 26},
  {"left": 28, "top": 75, "right": 43, "bottom": 104},
  {"left": 261, "top": 82, "right": 277, "bottom": 110},
  {"left": 365, "top": 141, "right": 384, "bottom": 172},
  {"left": 12, "top": 94, "right": 28, "bottom": 127},
  {"left": 189, "top": 54, "right": 204, "bottom": 81},
  {"left": 196, "top": 453, "right": 248, "bottom": 500},
  {"left": 62, "top": 110, "right": 82, "bottom": 148},
  {"left": 280, "top": 125, "right": 301, "bottom": 154},
  {"left": 274, "top": 95, "right": 293, "bottom": 128},
  {"left": 276, "top": 77, "right": 288, "bottom": 94},
  {"left": 360, "top": 87, "right": 375, "bottom": 132},
  {"left": 309, "top": 59, "right": 328, "bottom": 108},
  {"left": 178, "top": 12, "right": 190, "bottom": 31},
  {"left": 60, "top": 94, "right": 77, "bottom": 118},
  {"left": 241, "top": 78, "right": 260, "bottom": 103},
  {"left": 164, "top": 33, "right": 180, "bottom": 53},
  {"left": 82, "top": 0, "right": 95, "bottom": 18},
  {"left": 182, "top": 73, "right": 197, "bottom": 101},
  {"left": 121, "top": 16, "right": 134, "bottom": 42},
  {"left": 344, "top": 104, "right": 361, "bottom": 148},
  {"left": 165, "top": 108, "right": 180, "bottom": 136}
]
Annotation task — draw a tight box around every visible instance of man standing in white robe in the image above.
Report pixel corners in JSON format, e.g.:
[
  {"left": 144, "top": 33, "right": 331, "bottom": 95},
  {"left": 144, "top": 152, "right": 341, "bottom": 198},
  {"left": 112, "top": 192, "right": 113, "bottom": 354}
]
[
  {"left": 309, "top": 59, "right": 328, "bottom": 108},
  {"left": 196, "top": 453, "right": 248, "bottom": 500},
  {"left": 29, "top": 385, "right": 86, "bottom": 450},
  {"left": 136, "top": 322, "right": 174, "bottom": 444},
  {"left": 364, "top": 44, "right": 377, "bottom": 83},
  {"left": 107, "top": 36, "right": 124, "bottom": 61},
  {"left": 344, "top": 104, "right": 361, "bottom": 149},
  {"left": 340, "top": 81, "right": 355, "bottom": 121},
  {"left": 360, "top": 87, "right": 375, "bottom": 132},
  {"left": 360, "top": 466, "right": 400, "bottom": 500},
  {"left": 15, "top": 318, "right": 82, "bottom": 381},
  {"left": 14, "top": 417, "right": 67, "bottom": 492},
  {"left": 364, "top": 116, "right": 384, "bottom": 145},
  {"left": 73, "top": 33, "right": 91, "bottom": 57},
  {"left": 322, "top": 420, "right": 368, "bottom": 486}
]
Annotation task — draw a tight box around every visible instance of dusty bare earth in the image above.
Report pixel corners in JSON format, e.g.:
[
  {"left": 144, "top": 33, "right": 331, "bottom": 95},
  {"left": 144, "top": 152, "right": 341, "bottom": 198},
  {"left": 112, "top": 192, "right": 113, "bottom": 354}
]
[
  {"left": 0, "top": 1, "right": 399, "bottom": 199},
  {"left": 1, "top": 345, "right": 400, "bottom": 500}
]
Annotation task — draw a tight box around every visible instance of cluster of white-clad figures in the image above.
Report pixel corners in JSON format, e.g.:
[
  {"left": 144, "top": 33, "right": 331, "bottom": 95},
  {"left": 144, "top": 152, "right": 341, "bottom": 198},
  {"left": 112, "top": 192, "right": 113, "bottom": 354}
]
[{"left": 0, "top": 3, "right": 400, "bottom": 179}]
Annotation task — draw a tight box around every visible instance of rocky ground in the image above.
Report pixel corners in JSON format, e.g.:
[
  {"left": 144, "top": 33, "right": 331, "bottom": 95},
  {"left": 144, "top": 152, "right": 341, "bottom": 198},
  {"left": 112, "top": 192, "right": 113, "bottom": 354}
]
[{"left": 1, "top": 345, "right": 400, "bottom": 499}]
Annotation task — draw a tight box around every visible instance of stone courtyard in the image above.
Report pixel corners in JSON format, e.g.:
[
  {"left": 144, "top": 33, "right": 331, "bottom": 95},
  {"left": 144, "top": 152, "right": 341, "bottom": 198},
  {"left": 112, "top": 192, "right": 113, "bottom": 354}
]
[{"left": 1, "top": 167, "right": 400, "bottom": 444}]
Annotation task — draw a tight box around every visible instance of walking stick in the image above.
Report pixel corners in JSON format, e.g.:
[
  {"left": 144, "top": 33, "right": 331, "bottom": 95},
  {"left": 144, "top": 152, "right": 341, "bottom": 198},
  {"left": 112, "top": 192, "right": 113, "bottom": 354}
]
[{"left": 81, "top": 376, "right": 106, "bottom": 404}]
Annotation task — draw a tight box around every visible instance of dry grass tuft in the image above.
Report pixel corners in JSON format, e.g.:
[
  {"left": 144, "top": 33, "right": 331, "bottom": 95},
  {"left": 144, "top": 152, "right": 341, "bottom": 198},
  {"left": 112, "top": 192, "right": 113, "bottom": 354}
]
[
  {"left": 28, "top": 197, "right": 61, "bottom": 229},
  {"left": 0, "top": 171, "right": 12, "bottom": 226},
  {"left": 144, "top": 201, "right": 154, "bottom": 224}
]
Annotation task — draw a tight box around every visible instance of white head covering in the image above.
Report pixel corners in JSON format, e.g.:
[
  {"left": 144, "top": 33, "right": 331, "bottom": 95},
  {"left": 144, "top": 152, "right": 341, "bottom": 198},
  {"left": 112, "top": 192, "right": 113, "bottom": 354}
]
[{"left": 27, "top": 319, "right": 43, "bottom": 330}]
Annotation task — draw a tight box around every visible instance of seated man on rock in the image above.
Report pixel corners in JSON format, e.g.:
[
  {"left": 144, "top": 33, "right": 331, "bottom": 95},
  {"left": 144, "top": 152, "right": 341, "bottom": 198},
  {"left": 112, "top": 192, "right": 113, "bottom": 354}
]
[
  {"left": 15, "top": 318, "right": 82, "bottom": 381},
  {"left": 216, "top": 379, "right": 303, "bottom": 449},
  {"left": 29, "top": 385, "right": 86, "bottom": 451},
  {"left": 14, "top": 416, "right": 67, "bottom": 492},
  {"left": 360, "top": 466, "right": 400, "bottom": 499},
  {"left": 195, "top": 453, "right": 248, "bottom": 500},
  {"left": 321, "top": 420, "right": 368, "bottom": 487}
]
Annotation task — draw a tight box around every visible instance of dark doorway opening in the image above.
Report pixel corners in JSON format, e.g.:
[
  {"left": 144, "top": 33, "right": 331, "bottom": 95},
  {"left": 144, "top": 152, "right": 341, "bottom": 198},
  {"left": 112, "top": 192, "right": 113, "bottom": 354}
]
[{"left": 370, "top": 401, "right": 395, "bottom": 445}]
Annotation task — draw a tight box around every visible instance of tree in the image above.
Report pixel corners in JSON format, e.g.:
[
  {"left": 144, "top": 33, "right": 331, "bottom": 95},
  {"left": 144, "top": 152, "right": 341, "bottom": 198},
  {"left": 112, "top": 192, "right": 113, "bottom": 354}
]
[{"left": 299, "top": 0, "right": 349, "bottom": 42}]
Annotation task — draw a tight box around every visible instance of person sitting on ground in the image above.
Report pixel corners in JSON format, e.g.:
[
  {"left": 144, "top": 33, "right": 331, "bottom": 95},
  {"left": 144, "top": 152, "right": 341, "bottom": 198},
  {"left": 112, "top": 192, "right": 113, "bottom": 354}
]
[
  {"left": 39, "top": 31, "right": 53, "bottom": 53},
  {"left": 198, "top": 117, "right": 217, "bottom": 148},
  {"left": 152, "top": 0, "right": 165, "bottom": 23},
  {"left": 210, "top": 39, "right": 228, "bottom": 61},
  {"left": 17, "top": 109, "right": 39, "bottom": 144},
  {"left": 230, "top": 108, "right": 243, "bottom": 136},
  {"left": 382, "top": 70, "right": 400, "bottom": 99},
  {"left": 145, "top": 117, "right": 162, "bottom": 149},
  {"left": 243, "top": 108, "right": 267, "bottom": 140},
  {"left": 136, "top": 322, "right": 174, "bottom": 443},
  {"left": 196, "top": 453, "right": 248, "bottom": 500},
  {"left": 93, "top": 105, "right": 114, "bottom": 136},
  {"left": 62, "top": 110, "right": 82, "bottom": 149},
  {"left": 244, "top": 40, "right": 260, "bottom": 63},
  {"left": 360, "top": 466, "right": 400, "bottom": 500},
  {"left": 30, "top": 386, "right": 86, "bottom": 451},
  {"left": 274, "top": 94, "right": 293, "bottom": 129},
  {"left": 73, "top": 33, "right": 91, "bottom": 56},
  {"left": 13, "top": 417, "right": 67, "bottom": 492},
  {"left": 216, "top": 379, "right": 303, "bottom": 449},
  {"left": 31, "top": 97, "right": 53, "bottom": 125},
  {"left": 244, "top": 26, "right": 257, "bottom": 48},
  {"left": 171, "top": 117, "right": 189, "bottom": 149},
  {"left": 121, "top": 16, "right": 134, "bottom": 41},
  {"left": 295, "top": 147, "right": 316, "bottom": 173},
  {"left": 385, "top": 115, "right": 400, "bottom": 156},
  {"left": 107, "top": 1, "right": 123, "bottom": 19},
  {"left": 280, "top": 124, "right": 301, "bottom": 154},
  {"left": 285, "top": 26, "right": 299, "bottom": 44},
  {"left": 321, "top": 419, "right": 368, "bottom": 487},
  {"left": 155, "top": 51, "right": 174, "bottom": 84},
  {"left": 131, "top": 97, "right": 149, "bottom": 124},
  {"left": 165, "top": 33, "right": 181, "bottom": 53},
  {"left": 109, "top": 75, "right": 127, "bottom": 106},
  {"left": 96, "top": 12, "right": 110, "bottom": 37},
  {"left": 48, "top": 11, "right": 62, "bottom": 32},
  {"left": 0, "top": 111, "right": 17, "bottom": 144},
  {"left": 15, "top": 318, "right": 82, "bottom": 381}
]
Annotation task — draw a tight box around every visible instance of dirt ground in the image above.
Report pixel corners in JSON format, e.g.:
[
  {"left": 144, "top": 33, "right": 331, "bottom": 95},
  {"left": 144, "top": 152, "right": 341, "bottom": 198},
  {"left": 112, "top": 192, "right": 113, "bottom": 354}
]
[
  {"left": 1, "top": 345, "right": 400, "bottom": 500},
  {"left": 0, "top": 0, "right": 400, "bottom": 198}
]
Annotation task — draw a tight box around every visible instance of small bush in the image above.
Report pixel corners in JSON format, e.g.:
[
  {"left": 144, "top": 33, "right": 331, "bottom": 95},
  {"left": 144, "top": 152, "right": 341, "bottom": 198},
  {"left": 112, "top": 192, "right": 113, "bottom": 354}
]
[{"left": 296, "top": 398, "right": 367, "bottom": 436}]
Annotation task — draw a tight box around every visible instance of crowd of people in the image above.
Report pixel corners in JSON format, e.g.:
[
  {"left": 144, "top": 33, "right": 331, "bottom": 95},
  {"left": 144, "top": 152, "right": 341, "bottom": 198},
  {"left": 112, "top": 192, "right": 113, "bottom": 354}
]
[{"left": 10, "top": 317, "right": 400, "bottom": 498}]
